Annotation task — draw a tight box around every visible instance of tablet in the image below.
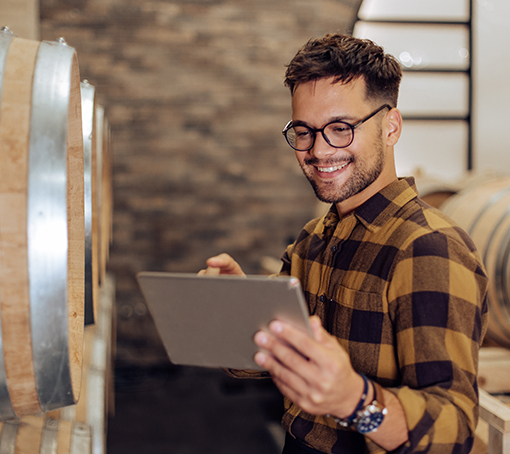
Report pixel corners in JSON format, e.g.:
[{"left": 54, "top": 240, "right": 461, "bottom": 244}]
[{"left": 136, "top": 272, "right": 311, "bottom": 370}]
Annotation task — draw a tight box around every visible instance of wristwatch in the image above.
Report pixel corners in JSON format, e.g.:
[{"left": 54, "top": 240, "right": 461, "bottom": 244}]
[
  {"left": 332, "top": 378, "right": 388, "bottom": 434},
  {"left": 352, "top": 380, "right": 388, "bottom": 434}
]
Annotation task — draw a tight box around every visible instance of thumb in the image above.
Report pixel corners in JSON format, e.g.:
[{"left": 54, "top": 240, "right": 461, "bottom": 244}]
[
  {"left": 309, "top": 315, "right": 325, "bottom": 341},
  {"left": 309, "top": 315, "right": 338, "bottom": 349}
]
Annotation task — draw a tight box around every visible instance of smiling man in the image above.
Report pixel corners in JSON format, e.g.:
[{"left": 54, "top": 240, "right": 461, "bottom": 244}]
[
  {"left": 288, "top": 76, "right": 395, "bottom": 215},
  {"left": 201, "top": 34, "right": 488, "bottom": 454}
]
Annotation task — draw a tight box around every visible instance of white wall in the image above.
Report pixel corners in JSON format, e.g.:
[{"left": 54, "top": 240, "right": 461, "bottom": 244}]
[
  {"left": 354, "top": 0, "right": 471, "bottom": 181},
  {"left": 472, "top": 0, "right": 510, "bottom": 173}
]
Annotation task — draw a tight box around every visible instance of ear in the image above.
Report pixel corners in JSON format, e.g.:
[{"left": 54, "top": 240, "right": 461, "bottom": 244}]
[{"left": 384, "top": 108, "right": 402, "bottom": 147}]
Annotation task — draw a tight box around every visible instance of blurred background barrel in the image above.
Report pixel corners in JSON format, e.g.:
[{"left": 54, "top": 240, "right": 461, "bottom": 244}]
[
  {"left": 81, "top": 81, "right": 114, "bottom": 328},
  {"left": 0, "top": 30, "right": 84, "bottom": 419},
  {"left": 96, "top": 105, "right": 113, "bottom": 288},
  {"left": 440, "top": 174, "right": 510, "bottom": 348}
]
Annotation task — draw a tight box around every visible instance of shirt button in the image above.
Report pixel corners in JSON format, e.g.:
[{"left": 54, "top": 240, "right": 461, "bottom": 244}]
[
  {"left": 331, "top": 245, "right": 339, "bottom": 253},
  {"left": 319, "top": 295, "right": 326, "bottom": 303}
]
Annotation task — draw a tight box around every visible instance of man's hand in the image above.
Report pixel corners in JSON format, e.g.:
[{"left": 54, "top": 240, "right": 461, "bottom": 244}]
[
  {"left": 198, "top": 253, "right": 246, "bottom": 276},
  {"left": 253, "top": 315, "right": 409, "bottom": 450},
  {"left": 253, "top": 315, "right": 364, "bottom": 418}
]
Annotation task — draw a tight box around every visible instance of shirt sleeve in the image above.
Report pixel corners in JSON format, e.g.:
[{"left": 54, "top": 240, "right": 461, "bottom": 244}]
[{"left": 384, "top": 230, "right": 488, "bottom": 453}]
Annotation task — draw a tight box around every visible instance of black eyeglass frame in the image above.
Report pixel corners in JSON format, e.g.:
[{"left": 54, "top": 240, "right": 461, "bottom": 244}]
[{"left": 282, "top": 104, "right": 392, "bottom": 152}]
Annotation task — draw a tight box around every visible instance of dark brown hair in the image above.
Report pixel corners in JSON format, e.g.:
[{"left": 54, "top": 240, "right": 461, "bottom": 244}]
[{"left": 284, "top": 33, "right": 402, "bottom": 107}]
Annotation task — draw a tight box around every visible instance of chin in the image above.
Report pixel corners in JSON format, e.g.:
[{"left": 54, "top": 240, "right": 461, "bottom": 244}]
[
  {"left": 310, "top": 173, "right": 382, "bottom": 205},
  {"left": 311, "top": 183, "right": 347, "bottom": 204}
]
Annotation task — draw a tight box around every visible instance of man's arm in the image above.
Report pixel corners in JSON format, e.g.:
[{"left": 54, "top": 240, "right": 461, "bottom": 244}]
[{"left": 382, "top": 230, "right": 488, "bottom": 453}]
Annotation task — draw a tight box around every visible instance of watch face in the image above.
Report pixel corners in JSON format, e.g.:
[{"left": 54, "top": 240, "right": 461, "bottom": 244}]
[{"left": 355, "top": 404, "right": 387, "bottom": 434}]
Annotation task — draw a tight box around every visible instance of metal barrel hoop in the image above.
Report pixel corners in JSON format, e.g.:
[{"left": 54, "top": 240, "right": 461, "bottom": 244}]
[{"left": 28, "top": 38, "right": 84, "bottom": 412}]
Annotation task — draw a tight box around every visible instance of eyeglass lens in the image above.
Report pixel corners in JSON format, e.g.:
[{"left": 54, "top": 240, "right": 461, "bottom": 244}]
[{"left": 286, "top": 122, "right": 353, "bottom": 151}]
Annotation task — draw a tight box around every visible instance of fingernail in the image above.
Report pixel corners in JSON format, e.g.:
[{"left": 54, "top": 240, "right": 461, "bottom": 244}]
[
  {"left": 270, "top": 321, "right": 283, "bottom": 334},
  {"left": 254, "top": 352, "right": 266, "bottom": 366},
  {"left": 254, "top": 332, "right": 268, "bottom": 346}
]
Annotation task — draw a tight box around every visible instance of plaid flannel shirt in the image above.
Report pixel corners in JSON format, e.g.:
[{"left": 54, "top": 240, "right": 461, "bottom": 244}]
[{"left": 278, "top": 177, "right": 488, "bottom": 453}]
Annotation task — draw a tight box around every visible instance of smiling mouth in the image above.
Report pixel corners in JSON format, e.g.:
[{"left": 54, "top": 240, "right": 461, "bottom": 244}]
[{"left": 316, "top": 162, "right": 350, "bottom": 173}]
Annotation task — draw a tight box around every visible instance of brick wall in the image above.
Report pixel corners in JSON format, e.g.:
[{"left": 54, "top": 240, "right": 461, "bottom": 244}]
[{"left": 39, "top": 0, "right": 360, "bottom": 365}]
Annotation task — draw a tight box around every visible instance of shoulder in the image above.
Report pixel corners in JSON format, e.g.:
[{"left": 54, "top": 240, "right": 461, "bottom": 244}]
[
  {"left": 386, "top": 198, "right": 488, "bottom": 299},
  {"left": 389, "top": 197, "right": 479, "bottom": 256}
]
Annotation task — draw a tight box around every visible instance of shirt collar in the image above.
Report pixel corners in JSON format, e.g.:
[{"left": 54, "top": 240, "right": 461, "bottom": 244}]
[{"left": 321, "top": 177, "right": 419, "bottom": 234}]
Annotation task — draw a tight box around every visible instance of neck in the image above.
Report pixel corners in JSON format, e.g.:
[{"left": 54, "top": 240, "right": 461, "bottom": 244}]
[{"left": 335, "top": 172, "right": 398, "bottom": 218}]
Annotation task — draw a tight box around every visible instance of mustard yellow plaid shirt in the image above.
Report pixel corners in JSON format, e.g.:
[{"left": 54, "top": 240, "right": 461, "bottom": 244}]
[{"left": 277, "top": 177, "right": 488, "bottom": 453}]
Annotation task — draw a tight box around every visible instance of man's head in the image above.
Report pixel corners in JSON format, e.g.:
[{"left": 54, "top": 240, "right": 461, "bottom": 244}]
[
  {"left": 284, "top": 33, "right": 403, "bottom": 215},
  {"left": 284, "top": 33, "right": 402, "bottom": 108}
]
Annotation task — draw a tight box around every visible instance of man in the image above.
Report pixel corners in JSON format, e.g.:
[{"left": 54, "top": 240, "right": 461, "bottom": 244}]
[{"left": 200, "top": 33, "right": 488, "bottom": 453}]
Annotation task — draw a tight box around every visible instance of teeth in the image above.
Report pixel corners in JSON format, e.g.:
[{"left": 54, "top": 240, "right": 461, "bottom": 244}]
[{"left": 317, "top": 162, "right": 349, "bottom": 173}]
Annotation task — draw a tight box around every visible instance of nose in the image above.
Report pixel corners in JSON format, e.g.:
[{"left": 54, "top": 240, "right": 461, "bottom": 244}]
[{"left": 309, "top": 131, "right": 337, "bottom": 160}]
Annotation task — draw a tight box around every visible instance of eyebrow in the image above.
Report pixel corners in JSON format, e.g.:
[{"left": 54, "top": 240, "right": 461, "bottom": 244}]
[{"left": 291, "top": 115, "right": 357, "bottom": 128}]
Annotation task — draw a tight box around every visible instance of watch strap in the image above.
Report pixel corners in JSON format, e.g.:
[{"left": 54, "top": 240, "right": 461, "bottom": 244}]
[
  {"left": 352, "top": 379, "right": 388, "bottom": 434},
  {"left": 372, "top": 380, "right": 385, "bottom": 407}
]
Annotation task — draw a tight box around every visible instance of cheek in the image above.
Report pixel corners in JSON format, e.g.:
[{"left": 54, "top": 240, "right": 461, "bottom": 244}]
[{"left": 295, "top": 151, "right": 306, "bottom": 166}]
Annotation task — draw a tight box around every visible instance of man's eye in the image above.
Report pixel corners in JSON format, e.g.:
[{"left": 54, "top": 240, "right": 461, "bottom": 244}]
[
  {"left": 294, "top": 128, "right": 311, "bottom": 137},
  {"left": 331, "top": 124, "right": 349, "bottom": 133}
]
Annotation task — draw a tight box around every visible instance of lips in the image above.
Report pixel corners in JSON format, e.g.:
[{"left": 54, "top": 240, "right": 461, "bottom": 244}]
[{"left": 316, "top": 162, "right": 349, "bottom": 173}]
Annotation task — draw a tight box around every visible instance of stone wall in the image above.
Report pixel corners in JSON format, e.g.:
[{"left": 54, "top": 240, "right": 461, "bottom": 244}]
[{"left": 39, "top": 0, "right": 361, "bottom": 365}]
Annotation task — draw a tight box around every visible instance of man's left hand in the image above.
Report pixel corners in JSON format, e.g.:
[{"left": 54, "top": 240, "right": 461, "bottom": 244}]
[{"left": 253, "top": 315, "right": 365, "bottom": 419}]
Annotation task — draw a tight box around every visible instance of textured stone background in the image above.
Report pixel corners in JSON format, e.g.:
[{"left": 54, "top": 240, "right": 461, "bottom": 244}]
[{"left": 39, "top": 0, "right": 361, "bottom": 366}]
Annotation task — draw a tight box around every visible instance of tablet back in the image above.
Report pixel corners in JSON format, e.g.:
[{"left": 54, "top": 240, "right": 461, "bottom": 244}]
[{"left": 136, "top": 272, "right": 310, "bottom": 370}]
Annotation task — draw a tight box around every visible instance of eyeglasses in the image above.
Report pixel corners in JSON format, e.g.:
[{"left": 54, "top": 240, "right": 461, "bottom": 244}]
[{"left": 282, "top": 104, "right": 391, "bottom": 152}]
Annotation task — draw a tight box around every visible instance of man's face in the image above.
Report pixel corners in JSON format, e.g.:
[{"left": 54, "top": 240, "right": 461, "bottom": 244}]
[{"left": 292, "top": 77, "right": 390, "bottom": 209}]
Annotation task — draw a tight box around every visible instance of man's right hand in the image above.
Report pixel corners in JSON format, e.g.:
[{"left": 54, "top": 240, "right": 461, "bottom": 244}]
[{"left": 198, "top": 253, "right": 246, "bottom": 276}]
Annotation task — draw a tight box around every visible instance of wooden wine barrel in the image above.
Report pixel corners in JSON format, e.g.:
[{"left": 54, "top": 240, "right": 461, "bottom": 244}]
[
  {"left": 0, "top": 30, "right": 84, "bottom": 419},
  {"left": 46, "top": 275, "right": 115, "bottom": 454},
  {"left": 441, "top": 176, "right": 510, "bottom": 348},
  {"left": 0, "top": 416, "right": 91, "bottom": 454}
]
